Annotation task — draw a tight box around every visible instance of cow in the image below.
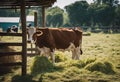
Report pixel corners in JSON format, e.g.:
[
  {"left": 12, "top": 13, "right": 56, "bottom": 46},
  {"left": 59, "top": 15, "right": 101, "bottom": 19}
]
[
  {"left": 7, "top": 25, "right": 18, "bottom": 33},
  {"left": 27, "top": 27, "right": 83, "bottom": 64}
]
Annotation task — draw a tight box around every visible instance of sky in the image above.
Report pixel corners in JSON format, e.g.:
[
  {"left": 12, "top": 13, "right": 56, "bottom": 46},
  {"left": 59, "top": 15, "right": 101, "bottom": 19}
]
[{"left": 53, "top": 0, "right": 94, "bottom": 9}]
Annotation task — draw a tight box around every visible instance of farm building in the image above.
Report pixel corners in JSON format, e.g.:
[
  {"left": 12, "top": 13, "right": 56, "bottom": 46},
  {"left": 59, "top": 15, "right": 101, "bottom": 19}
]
[
  {"left": 0, "top": 16, "right": 34, "bottom": 32},
  {"left": 0, "top": 0, "right": 56, "bottom": 76},
  {"left": 0, "top": 17, "right": 20, "bottom": 31},
  {"left": 26, "top": 16, "right": 34, "bottom": 26}
]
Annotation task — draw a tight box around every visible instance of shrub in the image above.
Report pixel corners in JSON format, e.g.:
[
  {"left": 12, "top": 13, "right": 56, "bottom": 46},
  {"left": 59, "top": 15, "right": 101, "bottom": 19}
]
[
  {"left": 85, "top": 61, "right": 116, "bottom": 74},
  {"left": 31, "top": 56, "right": 54, "bottom": 76}
]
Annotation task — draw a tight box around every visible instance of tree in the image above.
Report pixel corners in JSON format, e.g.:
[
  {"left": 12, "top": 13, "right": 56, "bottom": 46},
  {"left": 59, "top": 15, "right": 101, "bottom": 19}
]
[
  {"left": 93, "top": 0, "right": 119, "bottom": 6},
  {"left": 65, "top": 1, "right": 89, "bottom": 26},
  {"left": 111, "top": 4, "right": 120, "bottom": 32},
  {"left": 46, "top": 6, "right": 64, "bottom": 27}
]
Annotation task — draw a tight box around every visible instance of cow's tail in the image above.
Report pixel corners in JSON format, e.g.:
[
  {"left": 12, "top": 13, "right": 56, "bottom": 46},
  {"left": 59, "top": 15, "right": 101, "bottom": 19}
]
[
  {"left": 79, "top": 39, "right": 83, "bottom": 55},
  {"left": 79, "top": 30, "right": 83, "bottom": 55}
]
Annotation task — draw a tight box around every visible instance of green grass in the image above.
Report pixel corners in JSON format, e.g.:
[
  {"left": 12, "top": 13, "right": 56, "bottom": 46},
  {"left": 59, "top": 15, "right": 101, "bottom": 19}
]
[{"left": 0, "top": 33, "right": 120, "bottom": 82}]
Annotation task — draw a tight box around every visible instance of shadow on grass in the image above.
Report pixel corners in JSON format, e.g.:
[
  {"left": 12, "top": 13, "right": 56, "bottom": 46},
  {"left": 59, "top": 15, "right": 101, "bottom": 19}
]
[
  {"left": 31, "top": 56, "right": 64, "bottom": 76},
  {"left": 12, "top": 56, "right": 66, "bottom": 82},
  {"left": 11, "top": 75, "right": 36, "bottom": 82}
]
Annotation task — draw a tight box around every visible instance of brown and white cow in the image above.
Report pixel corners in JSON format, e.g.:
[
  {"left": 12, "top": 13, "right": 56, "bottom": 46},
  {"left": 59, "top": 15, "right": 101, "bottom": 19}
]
[{"left": 27, "top": 27, "right": 83, "bottom": 64}]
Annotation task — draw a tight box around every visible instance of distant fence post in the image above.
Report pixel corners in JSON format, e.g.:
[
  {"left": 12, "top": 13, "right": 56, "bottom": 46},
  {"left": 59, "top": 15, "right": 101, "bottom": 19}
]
[{"left": 34, "top": 11, "right": 38, "bottom": 28}]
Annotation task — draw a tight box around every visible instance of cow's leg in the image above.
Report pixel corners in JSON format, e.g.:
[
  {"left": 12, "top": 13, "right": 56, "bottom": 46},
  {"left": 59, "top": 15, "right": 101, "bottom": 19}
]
[
  {"left": 75, "top": 47, "right": 80, "bottom": 60},
  {"left": 71, "top": 47, "right": 80, "bottom": 60},
  {"left": 50, "top": 51, "right": 55, "bottom": 64},
  {"left": 69, "top": 43, "right": 76, "bottom": 59},
  {"left": 43, "top": 47, "right": 51, "bottom": 58},
  {"left": 36, "top": 47, "right": 47, "bottom": 57},
  {"left": 36, "top": 47, "right": 44, "bottom": 56},
  {"left": 71, "top": 49, "right": 76, "bottom": 59}
]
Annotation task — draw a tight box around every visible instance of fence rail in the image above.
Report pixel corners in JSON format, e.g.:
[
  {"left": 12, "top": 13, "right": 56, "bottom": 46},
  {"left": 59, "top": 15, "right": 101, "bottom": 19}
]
[
  {"left": 0, "top": 42, "right": 22, "bottom": 46},
  {"left": 0, "top": 62, "right": 22, "bottom": 66},
  {"left": 0, "top": 32, "right": 22, "bottom": 36},
  {"left": 81, "top": 26, "right": 120, "bottom": 33},
  {"left": 0, "top": 52, "right": 22, "bottom": 57}
]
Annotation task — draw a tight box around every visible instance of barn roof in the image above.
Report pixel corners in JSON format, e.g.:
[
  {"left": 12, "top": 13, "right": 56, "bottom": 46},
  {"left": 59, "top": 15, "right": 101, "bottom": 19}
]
[
  {"left": 0, "top": 0, "right": 56, "bottom": 9},
  {"left": 0, "top": 17, "right": 20, "bottom": 23}
]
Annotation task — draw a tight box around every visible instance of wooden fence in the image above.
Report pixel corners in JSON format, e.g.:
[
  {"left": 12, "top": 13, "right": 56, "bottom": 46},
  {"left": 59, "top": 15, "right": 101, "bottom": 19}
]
[{"left": 0, "top": 32, "right": 39, "bottom": 74}]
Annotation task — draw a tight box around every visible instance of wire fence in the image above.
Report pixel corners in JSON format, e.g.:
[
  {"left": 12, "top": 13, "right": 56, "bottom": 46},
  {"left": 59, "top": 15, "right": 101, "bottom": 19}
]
[{"left": 81, "top": 26, "right": 120, "bottom": 33}]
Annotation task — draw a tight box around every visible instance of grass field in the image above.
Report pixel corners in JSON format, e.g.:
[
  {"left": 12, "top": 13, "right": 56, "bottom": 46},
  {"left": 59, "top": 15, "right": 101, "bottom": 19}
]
[{"left": 0, "top": 33, "right": 120, "bottom": 82}]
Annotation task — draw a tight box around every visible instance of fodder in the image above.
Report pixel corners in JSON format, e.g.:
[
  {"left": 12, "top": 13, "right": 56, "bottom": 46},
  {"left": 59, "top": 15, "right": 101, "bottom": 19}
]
[
  {"left": 85, "top": 61, "right": 116, "bottom": 74},
  {"left": 71, "top": 58, "right": 96, "bottom": 68},
  {"left": 55, "top": 51, "right": 67, "bottom": 63},
  {"left": 31, "top": 56, "right": 54, "bottom": 76}
]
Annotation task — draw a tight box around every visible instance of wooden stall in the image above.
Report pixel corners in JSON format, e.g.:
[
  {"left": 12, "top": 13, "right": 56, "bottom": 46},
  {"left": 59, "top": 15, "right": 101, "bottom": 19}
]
[{"left": 0, "top": 0, "right": 56, "bottom": 76}]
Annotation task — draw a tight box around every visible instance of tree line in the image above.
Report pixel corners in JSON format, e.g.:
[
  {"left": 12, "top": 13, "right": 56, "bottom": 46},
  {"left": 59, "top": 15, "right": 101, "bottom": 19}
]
[
  {"left": 46, "top": 0, "right": 120, "bottom": 32},
  {"left": 0, "top": 0, "right": 120, "bottom": 32}
]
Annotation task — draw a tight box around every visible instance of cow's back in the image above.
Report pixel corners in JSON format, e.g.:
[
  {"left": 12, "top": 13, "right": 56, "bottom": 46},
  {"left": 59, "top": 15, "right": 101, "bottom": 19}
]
[{"left": 48, "top": 28, "right": 80, "bottom": 49}]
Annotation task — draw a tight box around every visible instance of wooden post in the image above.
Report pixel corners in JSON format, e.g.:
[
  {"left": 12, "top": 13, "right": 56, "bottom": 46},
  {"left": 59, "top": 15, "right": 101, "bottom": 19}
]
[
  {"left": 34, "top": 11, "right": 38, "bottom": 28},
  {"left": 42, "top": 6, "right": 46, "bottom": 28},
  {"left": 34, "top": 11, "right": 38, "bottom": 54},
  {"left": 20, "top": 0, "right": 27, "bottom": 76}
]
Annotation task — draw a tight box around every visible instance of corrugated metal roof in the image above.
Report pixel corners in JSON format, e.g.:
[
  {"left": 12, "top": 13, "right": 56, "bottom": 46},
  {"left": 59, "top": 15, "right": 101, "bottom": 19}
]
[
  {"left": 0, "top": 0, "right": 56, "bottom": 8},
  {"left": 0, "top": 17, "right": 20, "bottom": 23}
]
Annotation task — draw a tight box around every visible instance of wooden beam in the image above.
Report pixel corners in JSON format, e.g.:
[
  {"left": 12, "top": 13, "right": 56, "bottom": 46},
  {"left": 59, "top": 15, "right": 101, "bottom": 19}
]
[
  {"left": 42, "top": 6, "right": 46, "bottom": 27},
  {"left": 0, "top": 0, "right": 55, "bottom": 7},
  {"left": 0, "top": 62, "right": 22, "bottom": 66},
  {"left": 27, "top": 48, "right": 38, "bottom": 51},
  {"left": 0, "top": 32, "right": 22, "bottom": 36},
  {"left": 0, "top": 42, "right": 22, "bottom": 46},
  {"left": 20, "top": 0, "right": 27, "bottom": 76},
  {"left": 0, "top": 52, "right": 22, "bottom": 57},
  {"left": 34, "top": 11, "right": 38, "bottom": 27},
  {"left": 27, "top": 53, "right": 40, "bottom": 56}
]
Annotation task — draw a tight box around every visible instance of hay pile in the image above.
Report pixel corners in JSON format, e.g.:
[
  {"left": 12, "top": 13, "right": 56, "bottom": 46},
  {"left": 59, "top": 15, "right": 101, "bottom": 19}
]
[
  {"left": 85, "top": 61, "right": 116, "bottom": 74},
  {"left": 55, "top": 51, "right": 67, "bottom": 63},
  {"left": 31, "top": 56, "right": 54, "bottom": 76}
]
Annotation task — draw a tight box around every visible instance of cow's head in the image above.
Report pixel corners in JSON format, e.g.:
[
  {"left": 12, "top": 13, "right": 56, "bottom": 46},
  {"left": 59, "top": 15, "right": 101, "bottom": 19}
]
[
  {"left": 32, "top": 30, "right": 43, "bottom": 43},
  {"left": 27, "top": 27, "right": 36, "bottom": 43},
  {"left": 32, "top": 28, "right": 50, "bottom": 48}
]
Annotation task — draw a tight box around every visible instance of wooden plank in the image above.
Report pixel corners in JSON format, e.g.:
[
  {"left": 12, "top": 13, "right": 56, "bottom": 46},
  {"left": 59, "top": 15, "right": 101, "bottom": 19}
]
[
  {"left": 0, "top": 52, "right": 22, "bottom": 57},
  {"left": 82, "top": 33, "right": 91, "bottom": 36},
  {"left": 34, "top": 11, "right": 38, "bottom": 27},
  {"left": 0, "top": 62, "right": 22, "bottom": 66},
  {"left": 0, "top": 32, "right": 22, "bottom": 36},
  {"left": 21, "top": 0, "right": 27, "bottom": 76},
  {"left": 27, "top": 48, "right": 38, "bottom": 51},
  {"left": 42, "top": 6, "right": 46, "bottom": 27},
  {"left": 0, "top": 42, "right": 22, "bottom": 46},
  {"left": 27, "top": 53, "right": 40, "bottom": 57}
]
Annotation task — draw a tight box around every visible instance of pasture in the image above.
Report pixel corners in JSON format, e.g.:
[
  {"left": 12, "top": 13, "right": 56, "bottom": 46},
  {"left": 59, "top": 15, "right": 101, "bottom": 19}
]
[{"left": 0, "top": 33, "right": 120, "bottom": 82}]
